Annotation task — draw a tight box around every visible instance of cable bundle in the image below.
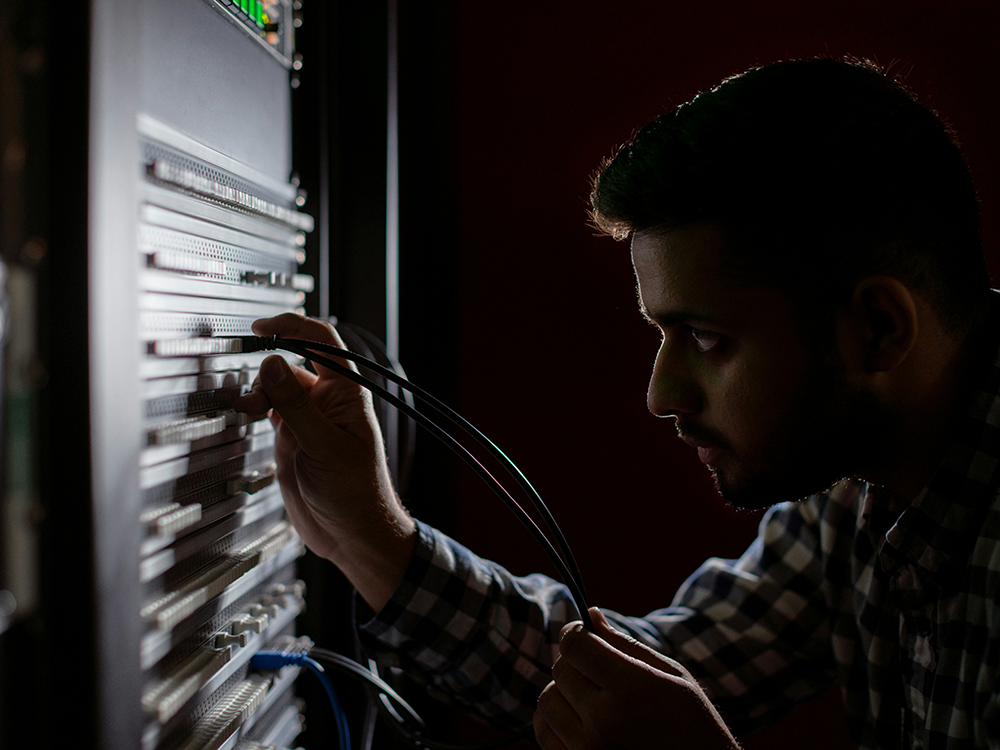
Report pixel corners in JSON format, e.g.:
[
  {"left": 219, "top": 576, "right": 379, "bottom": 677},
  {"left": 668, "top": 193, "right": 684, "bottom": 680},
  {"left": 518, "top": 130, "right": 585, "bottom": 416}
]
[
  {"left": 240, "top": 333, "right": 593, "bottom": 631},
  {"left": 252, "top": 648, "right": 535, "bottom": 750},
  {"left": 242, "top": 333, "right": 594, "bottom": 748},
  {"left": 250, "top": 650, "right": 352, "bottom": 750}
]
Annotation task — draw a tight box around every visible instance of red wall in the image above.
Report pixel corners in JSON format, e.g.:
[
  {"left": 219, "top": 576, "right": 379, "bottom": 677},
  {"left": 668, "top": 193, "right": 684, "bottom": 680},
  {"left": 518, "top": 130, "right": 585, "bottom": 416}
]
[{"left": 437, "top": 3, "right": 1000, "bottom": 747}]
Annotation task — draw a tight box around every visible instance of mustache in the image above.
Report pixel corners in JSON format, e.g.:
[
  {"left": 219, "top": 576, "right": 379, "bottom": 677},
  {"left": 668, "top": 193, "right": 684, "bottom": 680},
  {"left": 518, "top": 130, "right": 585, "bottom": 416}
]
[{"left": 674, "top": 419, "right": 732, "bottom": 452}]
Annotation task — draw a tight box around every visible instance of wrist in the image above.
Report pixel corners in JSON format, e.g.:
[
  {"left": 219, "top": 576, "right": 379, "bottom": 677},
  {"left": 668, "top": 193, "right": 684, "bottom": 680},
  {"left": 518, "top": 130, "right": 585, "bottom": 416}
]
[{"left": 323, "top": 499, "right": 418, "bottom": 612}]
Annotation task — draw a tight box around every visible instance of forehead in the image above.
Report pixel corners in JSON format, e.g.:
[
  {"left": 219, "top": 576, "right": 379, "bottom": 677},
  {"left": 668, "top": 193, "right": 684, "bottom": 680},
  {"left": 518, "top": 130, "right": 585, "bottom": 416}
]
[
  {"left": 630, "top": 225, "right": 734, "bottom": 318},
  {"left": 630, "top": 225, "right": 808, "bottom": 340}
]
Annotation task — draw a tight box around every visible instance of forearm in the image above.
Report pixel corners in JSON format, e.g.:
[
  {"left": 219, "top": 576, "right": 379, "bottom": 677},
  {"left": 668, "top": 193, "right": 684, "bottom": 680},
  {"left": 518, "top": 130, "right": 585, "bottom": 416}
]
[
  {"left": 358, "top": 521, "right": 580, "bottom": 729},
  {"left": 321, "top": 497, "right": 418, "bottom": 613}
]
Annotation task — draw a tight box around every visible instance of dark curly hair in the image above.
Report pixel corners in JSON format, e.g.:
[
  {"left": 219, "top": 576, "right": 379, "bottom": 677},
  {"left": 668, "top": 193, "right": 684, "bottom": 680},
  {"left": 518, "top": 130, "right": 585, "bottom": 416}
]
[{"left": 591, "top": 57, "right": 989, "bottom": 332}]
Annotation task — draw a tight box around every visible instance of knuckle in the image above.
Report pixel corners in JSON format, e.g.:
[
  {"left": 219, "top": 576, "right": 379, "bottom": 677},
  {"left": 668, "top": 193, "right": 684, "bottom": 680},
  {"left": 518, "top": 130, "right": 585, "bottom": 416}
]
[
  {"left": 538, "top": 679, "right": 555, "bottom": 700},
  {"left": 550, "top": 657, "right": 565, "bottom": 681},
  {"left": 535, "top": 680, "right": 558, "bottom": 712},
  {"left": 557, "top": 624, "right": 584, "bottom": 659},
  {"left": 532, "top": 712, "right": 557, "bottom": 750}
]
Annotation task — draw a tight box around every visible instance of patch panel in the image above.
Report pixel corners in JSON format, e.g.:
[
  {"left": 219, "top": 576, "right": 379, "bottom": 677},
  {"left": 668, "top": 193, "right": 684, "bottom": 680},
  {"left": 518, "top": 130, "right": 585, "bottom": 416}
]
[
  {"left": 141, "top": 585, "right": 305, "bottom": 745},
  {"left": 0, "top": 2, "right": 395, "bottom": 747},
  {"left": 135, "top": 109, "right": 312, "bottom": 750}
]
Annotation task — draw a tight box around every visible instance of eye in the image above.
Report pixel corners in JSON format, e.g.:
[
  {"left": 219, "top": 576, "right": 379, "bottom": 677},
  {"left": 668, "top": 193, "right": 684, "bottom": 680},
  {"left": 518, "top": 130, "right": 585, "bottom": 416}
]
[{"left": 689, "top": 327, "right": 720, "bottom": 353}]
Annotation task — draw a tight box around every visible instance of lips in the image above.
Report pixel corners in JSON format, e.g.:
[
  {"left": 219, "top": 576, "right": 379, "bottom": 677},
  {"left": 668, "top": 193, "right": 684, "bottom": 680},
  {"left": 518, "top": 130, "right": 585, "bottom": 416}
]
[
  {"left": 677, "top": 429, "right": 726, "bottom": 466},
  {"left": 695, "top": 445, "right": 723, "bottom": 465}
]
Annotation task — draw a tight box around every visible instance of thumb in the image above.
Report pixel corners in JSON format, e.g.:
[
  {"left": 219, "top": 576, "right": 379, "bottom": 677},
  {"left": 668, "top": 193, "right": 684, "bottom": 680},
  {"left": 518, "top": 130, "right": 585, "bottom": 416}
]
[
  {"left": 591, "top": 608, "right": 687, "bottom": 678},
  {"left": 259, "top": 355, "right": 333, "bottom": 455}
]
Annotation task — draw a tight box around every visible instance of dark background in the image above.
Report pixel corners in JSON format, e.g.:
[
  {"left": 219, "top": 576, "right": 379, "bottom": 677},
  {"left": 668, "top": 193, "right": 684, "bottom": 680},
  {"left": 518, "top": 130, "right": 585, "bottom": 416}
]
[{"left": 389, "top": 2, "right": 1000, "bottom": 748}]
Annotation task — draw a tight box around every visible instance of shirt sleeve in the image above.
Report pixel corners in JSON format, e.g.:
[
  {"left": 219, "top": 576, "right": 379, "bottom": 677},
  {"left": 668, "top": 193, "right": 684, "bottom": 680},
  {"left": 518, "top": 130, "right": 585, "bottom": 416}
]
[
  {"left": 609, "top": 495, "right": 843, "bottom": 735},
  {"left": 358, "top": 497, "right": 844, "bottom": 735},
  {"left": 356, "top": 520, "right": 580, "bottom": 729}
]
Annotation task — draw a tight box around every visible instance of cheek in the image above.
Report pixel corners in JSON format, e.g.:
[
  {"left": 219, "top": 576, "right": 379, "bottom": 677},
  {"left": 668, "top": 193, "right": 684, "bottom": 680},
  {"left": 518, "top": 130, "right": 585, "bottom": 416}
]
[
  {"left": 693, "top": 354, "right": 725, "bottom": 386},
  {"left": 719, "top": 349, "right": 814, "bottom": 436}
]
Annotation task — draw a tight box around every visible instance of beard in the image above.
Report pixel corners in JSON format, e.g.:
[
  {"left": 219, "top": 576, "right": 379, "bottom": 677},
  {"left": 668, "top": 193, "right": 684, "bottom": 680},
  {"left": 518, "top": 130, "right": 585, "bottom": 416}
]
[{"left": 699, "top": 353, "right": 893, "bottom": 511}]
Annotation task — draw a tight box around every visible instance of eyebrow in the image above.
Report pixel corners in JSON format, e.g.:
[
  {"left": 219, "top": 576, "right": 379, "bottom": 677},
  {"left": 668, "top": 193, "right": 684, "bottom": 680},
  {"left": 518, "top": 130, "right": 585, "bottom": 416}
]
[{"left": 638, "top": 300, "right": 718, "bottom": 328}]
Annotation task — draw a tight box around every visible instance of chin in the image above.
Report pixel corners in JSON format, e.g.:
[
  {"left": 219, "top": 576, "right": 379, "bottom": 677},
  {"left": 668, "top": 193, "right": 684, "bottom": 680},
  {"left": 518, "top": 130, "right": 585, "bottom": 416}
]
[{"left": 712, "top": 464, "right": 848, "bottom": 511}]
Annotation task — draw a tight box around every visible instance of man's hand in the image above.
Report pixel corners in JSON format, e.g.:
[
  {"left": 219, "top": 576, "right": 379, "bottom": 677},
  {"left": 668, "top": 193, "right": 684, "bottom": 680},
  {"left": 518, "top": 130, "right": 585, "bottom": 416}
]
[
  {"left": 534, "top": 608, "right": 740, "bottom": 750},
  {"left": 234, "top": 314, "right": 416, "bottom": 612}
]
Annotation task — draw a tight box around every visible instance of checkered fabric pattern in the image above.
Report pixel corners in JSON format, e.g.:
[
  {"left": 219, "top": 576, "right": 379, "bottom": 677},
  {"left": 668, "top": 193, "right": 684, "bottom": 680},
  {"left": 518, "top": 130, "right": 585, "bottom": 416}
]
[{"left": 358, "top": 334, "right": 1000, "bottom": 749}]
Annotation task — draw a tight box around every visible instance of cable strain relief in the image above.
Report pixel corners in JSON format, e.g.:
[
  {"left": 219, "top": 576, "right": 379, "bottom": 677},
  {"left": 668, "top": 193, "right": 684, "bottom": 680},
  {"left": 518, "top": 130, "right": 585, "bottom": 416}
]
[{"left": 239, "top": 335, "right": 278, "bottom": 353}]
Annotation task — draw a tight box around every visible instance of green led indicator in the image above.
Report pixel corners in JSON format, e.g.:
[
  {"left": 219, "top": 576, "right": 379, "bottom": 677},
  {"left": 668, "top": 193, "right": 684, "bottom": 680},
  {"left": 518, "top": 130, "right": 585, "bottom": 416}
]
[
  {"left": 255, "top": 0, "right": 265, "bottom": 27},
  {"left": 240, "top": 0, "right": 249, "bottom": 15}
]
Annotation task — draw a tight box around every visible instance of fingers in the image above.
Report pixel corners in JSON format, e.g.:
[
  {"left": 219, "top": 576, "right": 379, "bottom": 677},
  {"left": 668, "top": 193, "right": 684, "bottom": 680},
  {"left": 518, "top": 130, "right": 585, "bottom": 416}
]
[
  {"left": 556, "top": 618, "right": 631, "bottom": 689},
  {"left": 251, "top": 355, "right": 335, "bottom": 460},
  {"left": 551, "top": 648, "right": 600, "bottom": 707},
  {"left": 532, "top": 620, "right": 601, "bottom": 748},
  {"left": 590, "top": 608, "right": 688, "bottom": 679},
  {"left": 543, "top": 611, "right": 721, "bottom": 749},
  {"left": 558, "top": 609, "right": 689, "bottom": 690},
  {"left": 534, "top": 681, "right": 578, "bottom": 750},
  {"left": 233, "top": 387, "right": 273, "bottom": 421},
  {"left": 251, "top": 314, "right": 357, "bottom": 380},
  {"left": 252, "top": 312, "right": 344, "bottom": 342},
  {"left": 233, "top": 355, "right": 318, "bottom": 420}
]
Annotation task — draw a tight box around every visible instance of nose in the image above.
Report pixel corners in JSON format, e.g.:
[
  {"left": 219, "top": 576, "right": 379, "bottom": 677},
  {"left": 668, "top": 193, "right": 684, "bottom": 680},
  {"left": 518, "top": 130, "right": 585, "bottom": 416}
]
[{"left": 647, "top": 339, "right": 702, "bottom": 417}]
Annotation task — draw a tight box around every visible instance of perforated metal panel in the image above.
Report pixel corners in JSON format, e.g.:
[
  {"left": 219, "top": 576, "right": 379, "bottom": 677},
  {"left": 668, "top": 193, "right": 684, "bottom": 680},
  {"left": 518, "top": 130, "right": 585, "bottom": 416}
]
[
  {"left": 2, "top": 2, "right": 399, "bottom": 746},
  {"left": 88, "top": 1, "right": 314, "bottom": 748}
]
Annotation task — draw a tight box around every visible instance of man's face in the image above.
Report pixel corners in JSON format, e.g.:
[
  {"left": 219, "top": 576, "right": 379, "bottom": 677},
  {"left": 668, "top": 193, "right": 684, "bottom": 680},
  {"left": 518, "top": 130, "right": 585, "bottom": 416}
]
[{"left": 632, "top": 224, "right": 881, "bottom": 509}]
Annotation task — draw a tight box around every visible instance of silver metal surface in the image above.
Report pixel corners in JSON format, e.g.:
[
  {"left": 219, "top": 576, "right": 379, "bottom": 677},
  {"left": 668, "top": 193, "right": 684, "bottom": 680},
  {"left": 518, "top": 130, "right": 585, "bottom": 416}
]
[
  {"left": 89, "top": 0, "right": 145, "bottom": 745},
  {"left": 86, "top": 1, "right": 309, "bottom": 747}
]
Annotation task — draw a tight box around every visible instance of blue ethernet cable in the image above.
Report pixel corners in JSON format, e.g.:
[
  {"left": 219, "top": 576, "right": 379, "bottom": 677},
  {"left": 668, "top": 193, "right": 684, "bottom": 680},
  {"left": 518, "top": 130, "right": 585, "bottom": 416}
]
[{"left": 251, "top": 650, "right": 351, "bottom": 750}]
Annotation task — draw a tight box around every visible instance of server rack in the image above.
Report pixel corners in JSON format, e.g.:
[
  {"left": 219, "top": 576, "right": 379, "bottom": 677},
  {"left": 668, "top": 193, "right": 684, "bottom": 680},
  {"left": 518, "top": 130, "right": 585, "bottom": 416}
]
[{"left": 0, "top": 1, "right": 398, "bottom": 748}]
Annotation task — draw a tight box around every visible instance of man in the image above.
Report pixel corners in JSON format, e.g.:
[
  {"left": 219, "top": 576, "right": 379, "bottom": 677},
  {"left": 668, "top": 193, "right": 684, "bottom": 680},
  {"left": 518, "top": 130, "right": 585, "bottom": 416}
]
[{"left": 236, "top": 58, "right": 1000, "bottom": 748}]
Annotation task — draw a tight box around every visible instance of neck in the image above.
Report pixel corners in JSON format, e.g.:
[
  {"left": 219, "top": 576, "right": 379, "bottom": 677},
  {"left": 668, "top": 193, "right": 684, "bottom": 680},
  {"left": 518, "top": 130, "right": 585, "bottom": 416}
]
[{"left": 860, "top": 300, "right": 995, "bottom": 501}]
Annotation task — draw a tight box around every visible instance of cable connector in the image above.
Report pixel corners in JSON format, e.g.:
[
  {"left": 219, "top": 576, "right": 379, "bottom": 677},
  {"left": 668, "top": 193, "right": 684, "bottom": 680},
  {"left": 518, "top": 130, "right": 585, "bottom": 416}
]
[
  {"left": 250, "top": 649, "right": 308, "bottom": 671},
  {"left": 238, "top": 335, "right": 278, "bottom": 353}
]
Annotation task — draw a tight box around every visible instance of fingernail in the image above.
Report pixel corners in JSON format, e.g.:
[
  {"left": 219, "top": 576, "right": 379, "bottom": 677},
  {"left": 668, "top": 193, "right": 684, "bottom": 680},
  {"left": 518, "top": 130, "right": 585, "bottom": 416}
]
[{"left": 262, "top": 357, "right": 286, "bottom": 385}]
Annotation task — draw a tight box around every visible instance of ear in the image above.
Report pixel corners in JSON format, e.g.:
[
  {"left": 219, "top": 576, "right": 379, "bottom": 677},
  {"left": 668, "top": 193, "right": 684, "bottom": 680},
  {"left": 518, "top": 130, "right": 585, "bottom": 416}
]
[{"left": 841, "top": 276, "right": 919, "bottom": 373}]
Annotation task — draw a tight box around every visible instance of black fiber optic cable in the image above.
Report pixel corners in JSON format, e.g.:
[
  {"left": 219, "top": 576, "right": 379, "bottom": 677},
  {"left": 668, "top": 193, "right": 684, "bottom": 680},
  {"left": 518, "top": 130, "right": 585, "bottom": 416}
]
[
  {"left": 288, "top": 335, "right": 586, "bottom": 594},
  {"left": 259, "top": 334, "right": 592, "bottom": 626},
  {"left": 269, "top": 336, "right": 589, "bottom": 614},
  {"left": 337, "top": 322, "right": 418, "bottom": 495},
  {"left": 273, "top": 338, "right": 592, "bottom": 628},
  {"left": 248, "top": 334, "right": 590, "bottom": 622},
  {"left": 309, "top": 648, "right": 424, "bottom": 726}
]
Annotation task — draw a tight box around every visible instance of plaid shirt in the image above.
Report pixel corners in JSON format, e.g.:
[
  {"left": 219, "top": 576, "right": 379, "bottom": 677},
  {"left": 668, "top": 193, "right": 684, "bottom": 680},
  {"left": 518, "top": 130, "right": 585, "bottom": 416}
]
[{"left": 359, "top": 329, "right": 1000, "bottom": 749}]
